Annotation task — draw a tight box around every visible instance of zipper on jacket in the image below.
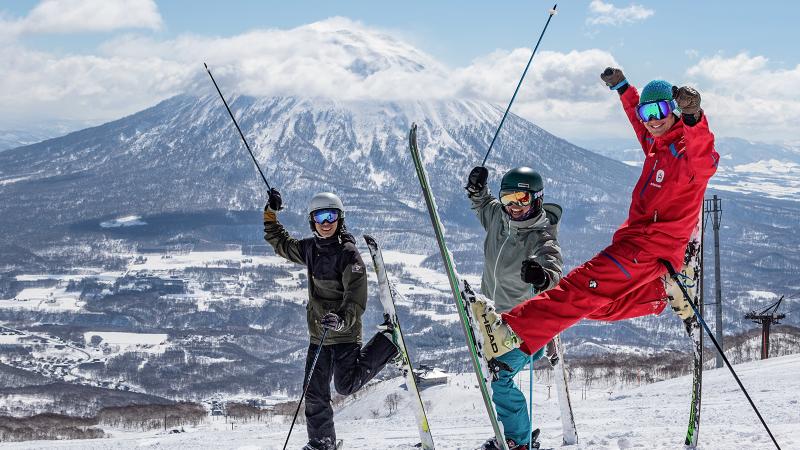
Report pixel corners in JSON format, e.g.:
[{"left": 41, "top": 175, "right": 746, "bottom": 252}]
[
  {"left": 492, "top": 221, "right": 511, "bottom": 301},
  {"left": 639, "top": 159, "right": 658, "bottom": 198},
  {"left": 653, "top": 209, "right": 658, "bottom": 223}
]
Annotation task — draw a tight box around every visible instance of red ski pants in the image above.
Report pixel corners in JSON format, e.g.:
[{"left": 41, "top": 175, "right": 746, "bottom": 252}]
[{"left": 503, "top": 239, "right": 671, "bottom": 354}]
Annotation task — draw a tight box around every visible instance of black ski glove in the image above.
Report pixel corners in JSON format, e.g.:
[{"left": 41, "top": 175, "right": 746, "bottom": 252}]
[
  {"left": 265, "top": 187, "right": 283, "bottom": 211},
  {"left": 673, "top": 85, "right": 703, "bottom": 126},
  {"left": 465, "top": 166, "right": 489, "bottom": 196},
  {"left": 601, "top": 67, "right": 628, "bottom": 94},
  {"left": 521, "top": 258, "right": 548, "bottom": 289},
  {"left": 320, "top": 312, "right": 344, "bottom": 331}
]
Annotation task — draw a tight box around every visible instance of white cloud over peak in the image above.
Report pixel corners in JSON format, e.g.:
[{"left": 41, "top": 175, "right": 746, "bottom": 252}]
[
  {"left": 0, "top": 16, "right": 627, "bottom": 139},
  {"left": 9, "top": 15, "right": 797, "bottom": 142},
  {"left": 587, "top": 0, "right": 654, "bottom": 26},
  {"left": 4, "top": 0, "right": 162, "bottom": 35},
  {"left": 685, "top": 53, "right": 800, "bottom": 141}
]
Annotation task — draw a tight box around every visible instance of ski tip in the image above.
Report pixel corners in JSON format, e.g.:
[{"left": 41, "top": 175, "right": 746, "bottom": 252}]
[
  {"left": 362, "top": 234, "right": 376, "bottom": 246},
  {"left": 203, "top": 62, "right": 209, "bottom": 70},
  {"left": 409, "top": 124, "right": 418, "bottom": 148}
]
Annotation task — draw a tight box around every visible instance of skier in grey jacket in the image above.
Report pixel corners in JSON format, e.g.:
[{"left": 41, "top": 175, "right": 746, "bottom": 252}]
[{"left": 466, "top": 166, "right": 564, "bottom": 450}]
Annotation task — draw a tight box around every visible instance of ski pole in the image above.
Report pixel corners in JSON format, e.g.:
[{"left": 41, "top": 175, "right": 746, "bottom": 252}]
[
  {"left": 528, "top": 285, "right": 535, "bottom": 447},
  {"left": 528, "top": 353, "right": 534, "bottom": 447},
  {"left": 661, "top": 260, "right": 782, "bottom": 450},
  {"left": 283, "top": 328, "right": 329, "bottom": 450},
  {"left": 481, "top": 4, "right": 558, "bottom": 167},
  {"left": 204, "top": 63, "right": 272, "bottom": 190}
]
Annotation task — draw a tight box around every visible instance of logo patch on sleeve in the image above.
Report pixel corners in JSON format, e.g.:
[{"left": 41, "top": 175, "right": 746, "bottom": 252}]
[
  {"left": 588, "top": 280, "right": 598, "bottom": 289},
  {"left": 351, "top": 263, "right": 364, "bottom": 273}
]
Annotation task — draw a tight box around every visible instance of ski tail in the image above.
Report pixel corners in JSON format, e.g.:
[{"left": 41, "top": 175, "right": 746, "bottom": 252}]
[
  {"left": 552, "top": 334, "right": 578, "bottom": 445},
  {"left": 408, "top": 124, "right": 508, "bottom": 450},
  {"left": 363, "top": 234, "right": 435, "bottom": 450},
  {"left": 680, "top": 209, "right": 704, "bottom": 448}
]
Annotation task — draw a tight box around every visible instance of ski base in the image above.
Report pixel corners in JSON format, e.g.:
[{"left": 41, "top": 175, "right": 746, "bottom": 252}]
[
  {"left": 551, "top": 335, "right": 578, "bottom": 445},
  {"left": 408, "top": 123, "right": 508, "bottom": 450},
  {"left": 363, "top": 234, "right": 435, "bottom": 450}
]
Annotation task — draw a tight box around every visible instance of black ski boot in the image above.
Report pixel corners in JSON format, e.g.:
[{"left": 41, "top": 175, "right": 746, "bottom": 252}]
[
  {"left": 302, "top": 437, "right": 340, "bottom": 450},
  {"left": 479, "top": 430, "right": 539, "bottom": 450},
  {"left": 378, "top": 315, "right": 403, "bottom": 368}
]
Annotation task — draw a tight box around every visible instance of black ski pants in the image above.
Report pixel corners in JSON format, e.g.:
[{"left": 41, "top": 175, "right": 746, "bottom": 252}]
[{"left": 304, "top": 331, "right": 397, "bottom": 441}]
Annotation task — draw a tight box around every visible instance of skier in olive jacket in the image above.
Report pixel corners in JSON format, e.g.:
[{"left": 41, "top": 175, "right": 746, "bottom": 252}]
[
  {"left": 473, "top": 67, "right": 719, "bottom": 368},
  {"left": 465, "top": 166, "right": 563, "bottom": 450},
  {"left": 263, "top": 189, "right": 398, "bottom": 450}
]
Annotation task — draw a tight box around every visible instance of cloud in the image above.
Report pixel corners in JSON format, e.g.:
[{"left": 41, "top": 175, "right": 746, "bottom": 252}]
[
  {"left": 0, "top": 16, "right": 630, "bottom": 139},
  {"left": 41, "top": 15, "right": 800, "bottom": 143},
  {"left": 4, "top": 0, "right": 162, "bottom": 34},
  {"left": 684, "top": 53, "right": 800, "bottom": 141},
  {"left": 587, "top": 0, "right": 654, "bottom": 26}
]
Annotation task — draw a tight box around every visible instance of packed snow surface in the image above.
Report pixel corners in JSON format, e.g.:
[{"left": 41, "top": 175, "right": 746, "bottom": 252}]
[{"left": 6, "top": 354, "right": 798, "bottom": 449}]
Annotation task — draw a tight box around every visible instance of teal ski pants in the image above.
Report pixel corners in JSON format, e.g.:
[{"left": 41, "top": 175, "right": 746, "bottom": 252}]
[{"left": 491, "top": 346, "right": 545, "bottom": 445}]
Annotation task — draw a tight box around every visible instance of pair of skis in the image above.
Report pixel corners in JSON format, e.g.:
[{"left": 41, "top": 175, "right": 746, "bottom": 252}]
[
  {"left": 408, "top": 124, "right": 578, "bottom": 450},
  {"left": 365, "top": 233, "right": 576, "bottom": 450}
]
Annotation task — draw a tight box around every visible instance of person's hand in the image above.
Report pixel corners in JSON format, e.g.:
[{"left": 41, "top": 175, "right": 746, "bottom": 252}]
[
  {"left": 465, "top": 166, "right": 489, "bottom": 195},
  {"left": 601, "top": 67, "right": 627, "bottom": 90},
  {"left": 673, "top": 86, "right": 702, "bottom": 120},
  {"left": 265, "top": 188, "right": 283, "bottom": 211},
  {"left": 320, "top": 312, "right": 344, "bottom": 331},
  {"left": 520, "top": 258, "right": 548, "bottom": 288}
]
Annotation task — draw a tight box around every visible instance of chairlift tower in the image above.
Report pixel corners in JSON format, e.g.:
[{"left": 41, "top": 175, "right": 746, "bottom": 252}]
[
  {"left": 704, "top": 195, "right": 724, "bottom": 368},
  {"left": 744, "top": 296, "right": 786, "bottom": 359}
]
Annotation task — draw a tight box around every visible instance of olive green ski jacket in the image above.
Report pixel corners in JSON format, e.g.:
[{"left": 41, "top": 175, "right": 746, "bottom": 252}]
[{"left": 264, "top": 211, "right": 367, "bottom": 345}]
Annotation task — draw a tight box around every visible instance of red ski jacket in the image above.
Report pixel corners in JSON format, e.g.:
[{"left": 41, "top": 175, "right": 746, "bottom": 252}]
[{"left": 612, "top": 85, "right": 719, "bottom": 266}]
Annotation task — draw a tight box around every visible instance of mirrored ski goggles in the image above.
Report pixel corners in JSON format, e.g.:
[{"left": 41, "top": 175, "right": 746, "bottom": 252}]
[
  {"left": 500, "top": 190, "right": 537, "bottom": 207},
  {"left": 311, "top": 209, "right": 339, "bottom": 224},
  {"left": 636, "top": 100, "right": 672, "bottom": 122}
]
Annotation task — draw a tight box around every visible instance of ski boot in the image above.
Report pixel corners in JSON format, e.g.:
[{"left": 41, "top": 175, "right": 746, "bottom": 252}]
[
  {"left": 479, "top": 430, "right": 539, "bottom": 450},
  {"left": 465, "top": 287, "right": 521, "bottom": 363},
  {"left": 378, "top": 315, "right": 404, "bottom": 368},
  {"left": 302, "top": 437, "right": 340, "bottom": 450},
  {"left": 662, "top": 273, "right": 695, "bottom": 322}
]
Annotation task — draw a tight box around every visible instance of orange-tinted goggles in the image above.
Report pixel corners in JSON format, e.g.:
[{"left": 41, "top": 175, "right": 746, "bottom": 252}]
[{"left": 499, "top": 190, "right": 533, "bottom": 207}]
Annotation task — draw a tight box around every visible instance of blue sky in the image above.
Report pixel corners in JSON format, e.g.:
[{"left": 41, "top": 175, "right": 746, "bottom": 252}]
[{"left": 1, "top": 0, "right": 798, "bottom": 142}]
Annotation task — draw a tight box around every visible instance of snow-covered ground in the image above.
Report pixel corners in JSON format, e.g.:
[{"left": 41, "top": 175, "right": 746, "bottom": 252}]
[{"left": 7, "top": 354, "right": 798, "bottom": 449}]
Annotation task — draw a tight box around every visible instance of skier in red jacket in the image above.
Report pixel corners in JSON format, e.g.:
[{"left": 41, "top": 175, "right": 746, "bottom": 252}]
[{"left": 475, "top": 67, "right": 720, "bottom": 360}]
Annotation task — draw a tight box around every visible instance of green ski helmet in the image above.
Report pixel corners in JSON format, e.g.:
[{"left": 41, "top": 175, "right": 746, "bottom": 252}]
[{"left": 499, "top": 167, "right": 544, "bottom": 219}]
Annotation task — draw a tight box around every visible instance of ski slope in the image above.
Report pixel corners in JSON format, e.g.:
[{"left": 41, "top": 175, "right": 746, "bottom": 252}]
[{"left": 6, "top": 354, "right": 799, "bottom": 449}]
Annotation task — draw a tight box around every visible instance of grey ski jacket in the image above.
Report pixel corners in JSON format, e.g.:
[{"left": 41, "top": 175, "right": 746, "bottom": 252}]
[{"left": 469, "top": 186, "right": 564, "bottom": 313}]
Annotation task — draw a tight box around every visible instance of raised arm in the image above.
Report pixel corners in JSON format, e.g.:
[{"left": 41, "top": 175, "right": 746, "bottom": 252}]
[
  {"left": 674, "top": 86, "right": 720, "bottom": 180},
  {"left": 465, "top": 166, "right": 504, "bottom": 230},
  {"left": 601, "top": 67, "right": 650, "bottom": 154},
  {"left": 262, "top": 188, "right": 306, "bottom": 265}
]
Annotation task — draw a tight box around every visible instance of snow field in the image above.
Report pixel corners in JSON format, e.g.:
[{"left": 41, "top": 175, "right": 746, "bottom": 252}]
[{"left": 6, "top": 353, "right": 796, "bottom": 449}]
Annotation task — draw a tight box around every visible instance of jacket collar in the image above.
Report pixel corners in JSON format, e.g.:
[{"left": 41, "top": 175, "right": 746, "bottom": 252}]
[{"left": 506, "top": 209, "right": 548, "bottom": 232}]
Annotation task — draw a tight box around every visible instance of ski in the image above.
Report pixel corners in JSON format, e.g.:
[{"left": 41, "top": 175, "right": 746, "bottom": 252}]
[
  {"left": 679, "top": 212, "right": 704, "bottom": 448},
  {"left": 407, "top": 123, "right": 509, "bottom": 450},
  {"left": 363, "top": 234, "right": 436, "bottom": 450},
  {"left": 551, "top": 334, "right": 578, "bottom": 445}
]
